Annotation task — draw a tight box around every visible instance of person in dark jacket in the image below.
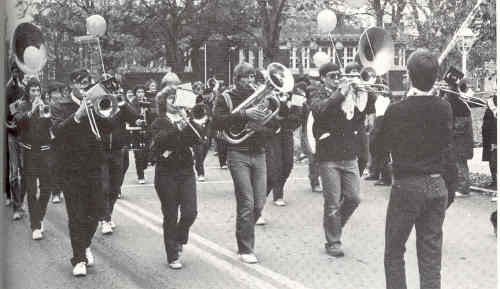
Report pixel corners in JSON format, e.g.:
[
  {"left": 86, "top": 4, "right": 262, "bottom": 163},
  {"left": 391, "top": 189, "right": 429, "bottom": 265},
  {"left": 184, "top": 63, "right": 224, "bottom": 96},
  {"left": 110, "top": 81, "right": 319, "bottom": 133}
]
[
  {"left": 482, "top": 94, "right": 497, "bottom": 189},
  {"left": 376, "top": 49, "right": 455, "bottom": 289},
  {"left": 51, "top": 69, "right": 113, "bottom": 277},
  {"left": 212, "top": 62, "right": 272, "bottom": 264},
  {"left": 443, "top": 81, "right": 474, "bottom": 197},
  {"left": 99, "top": 90, "right": 142, "bottom": 235},
  {"left": 191, "top": 103, "right": 210, "bottom": 181},
  {"left": 13, "top": 78, "right": 53, "bottom": 240},
  {"left": 6, "top": 63, "right": 25, "bottom": 217},
  {"left": 151, "top": 80, "right": 201, "bottom": 269},
  {"left": 309, "top": 62, "right": 365, "bottom": 258}
]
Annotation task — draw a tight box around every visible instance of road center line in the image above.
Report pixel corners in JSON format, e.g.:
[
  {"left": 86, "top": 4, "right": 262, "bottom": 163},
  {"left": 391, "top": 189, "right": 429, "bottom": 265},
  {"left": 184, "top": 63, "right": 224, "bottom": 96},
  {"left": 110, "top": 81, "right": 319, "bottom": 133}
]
[
  {"left": 117, "top": 199, "right": 312, "bottom": 289},
  {"left": 114, "top": 204, "right": 280, "bottom": 289}
]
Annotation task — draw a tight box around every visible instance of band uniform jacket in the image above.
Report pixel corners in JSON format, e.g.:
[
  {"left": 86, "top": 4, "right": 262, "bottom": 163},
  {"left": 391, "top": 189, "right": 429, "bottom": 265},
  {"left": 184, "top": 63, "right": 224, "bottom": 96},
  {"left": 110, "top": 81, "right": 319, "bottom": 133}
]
[{"left": 445, "top": 93, "right": 474, "bottom": 160}]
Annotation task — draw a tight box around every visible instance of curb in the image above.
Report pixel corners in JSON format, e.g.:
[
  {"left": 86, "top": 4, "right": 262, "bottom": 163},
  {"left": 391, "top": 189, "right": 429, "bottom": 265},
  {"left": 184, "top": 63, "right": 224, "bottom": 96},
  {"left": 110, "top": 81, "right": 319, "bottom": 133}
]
[{"left": 470, "top": 185, "right": 497, "bottom": 196}]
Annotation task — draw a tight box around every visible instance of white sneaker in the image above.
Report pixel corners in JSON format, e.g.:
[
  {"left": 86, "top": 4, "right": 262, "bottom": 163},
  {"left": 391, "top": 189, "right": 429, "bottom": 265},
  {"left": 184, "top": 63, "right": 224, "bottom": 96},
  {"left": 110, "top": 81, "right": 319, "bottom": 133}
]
[
  {"left": 455, "top": 191, "right": 470, "bottom": 197},
  {"left": 239, "top": 253, "right": 258, "bottom": 264},
  {"left": 256, "top": 216, "right": 267, "bottom": 225},
  {"left": 101, "top": 221, "right": 113, "bottom": 235},
  {"left": 40, "top": 222, "right": 44, "bottom": 233},
  {"left": 138, "top": 178, "right": 146, "bottom": 184},
  {"left": 72, "top": 262, "right": 87, "bottom": 277},
  {"left": 12, "top": 210, "right": 23, "bottom": 220},
  {"left": 197, "top": 175, "right": 205, "bottom": 182},
  {"left": 274, "top": 199, "right": 286, "bottom": 206},
  {"left": 32, "top": 229, "right": 43, "bottom": 240},
  {"left": 52, "top": 195, "right": 61, "bottom": 203},
  {"left": 109, "top": 221, "right": 116, "bottom": 229},
  {"left": 168, "top": 259, "right": 183, "bottom": 269},
  {"left": 85, "top": 247, "right": 94, "bottom": 267}
]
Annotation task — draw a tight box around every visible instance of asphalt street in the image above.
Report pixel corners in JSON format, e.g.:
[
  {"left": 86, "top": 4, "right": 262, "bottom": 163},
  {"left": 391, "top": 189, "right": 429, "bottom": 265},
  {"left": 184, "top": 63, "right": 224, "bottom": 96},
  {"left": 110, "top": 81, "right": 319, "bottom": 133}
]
[{"left": 3, "top": 150, "right": 497, "bottom": 289}]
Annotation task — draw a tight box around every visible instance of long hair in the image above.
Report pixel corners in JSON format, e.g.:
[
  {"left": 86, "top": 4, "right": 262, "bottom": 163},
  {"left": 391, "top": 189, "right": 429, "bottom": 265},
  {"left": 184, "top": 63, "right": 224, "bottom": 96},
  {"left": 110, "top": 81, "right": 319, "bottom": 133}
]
[{"left": 155, "top": 86, "right": 176, "bottom": 116}]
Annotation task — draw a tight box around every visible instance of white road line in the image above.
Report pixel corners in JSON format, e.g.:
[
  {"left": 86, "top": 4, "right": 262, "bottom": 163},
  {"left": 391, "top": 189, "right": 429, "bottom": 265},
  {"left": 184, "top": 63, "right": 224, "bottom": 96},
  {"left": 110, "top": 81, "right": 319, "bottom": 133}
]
[
  {"left": 114, "top": 204, "right": 280, "bottom": 289},
  {"left": 118, "top": 199, "right": 312, "bottom": 289},
  {"left": 122, "top": 178, "right": 309, "bottom": 189}
]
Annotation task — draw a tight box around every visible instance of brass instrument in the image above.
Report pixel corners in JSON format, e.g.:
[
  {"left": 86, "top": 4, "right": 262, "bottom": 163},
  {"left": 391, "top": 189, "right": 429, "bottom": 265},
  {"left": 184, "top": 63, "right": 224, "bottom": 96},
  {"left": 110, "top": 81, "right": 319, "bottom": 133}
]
[
  {"left": 220, "top": 62, "right": 294, "bottom": 144},
  {"left": 39, "top": 102, "right": 52, "bottom": 118},
  {"left": 207, "top": 77, "right": 219, "bottom": 91},
  {"left": 169, "top": 104, "right": 204, "bottom": 143},
  {"left": 11, "top": 22, "right": 48, "bottom": 75}
]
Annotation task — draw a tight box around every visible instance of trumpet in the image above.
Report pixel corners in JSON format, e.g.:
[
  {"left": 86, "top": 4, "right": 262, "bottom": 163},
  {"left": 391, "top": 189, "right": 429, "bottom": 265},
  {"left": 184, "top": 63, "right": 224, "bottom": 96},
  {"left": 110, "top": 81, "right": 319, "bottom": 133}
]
[
  {"left": 220, "top": 62, "right": 294, "bottom": 144},
  {"left": 169, "top": 105, "right": 204, "bottom": 143},
  {"left": 39, "top": 103, "right": 52, "bottom": 118},
  {"left": 207, "top": 77, "right": 219, "bottom": 91},
  {"left": 435, "top": 81, "right": 488, "bottom": 108}
]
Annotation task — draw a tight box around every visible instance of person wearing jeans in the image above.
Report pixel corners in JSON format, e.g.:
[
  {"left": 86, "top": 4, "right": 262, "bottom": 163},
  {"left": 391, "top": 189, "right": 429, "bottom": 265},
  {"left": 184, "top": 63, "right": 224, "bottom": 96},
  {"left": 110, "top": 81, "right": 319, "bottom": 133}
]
[
  {"left": 309, "top": 62, "right": 365, "bottom": 257},
  {"left": 375, "top": 49, "right": 455, "bottom": 289},
  {"left": 213, "top": 62, "right": 273, "bottom": 264}
]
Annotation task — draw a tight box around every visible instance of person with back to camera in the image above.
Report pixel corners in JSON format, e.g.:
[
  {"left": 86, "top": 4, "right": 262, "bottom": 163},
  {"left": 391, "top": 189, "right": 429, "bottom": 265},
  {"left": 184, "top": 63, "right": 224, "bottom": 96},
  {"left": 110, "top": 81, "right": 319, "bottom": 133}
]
[{"left": 375, "top": 49, "right": 456, "bottom": 289}]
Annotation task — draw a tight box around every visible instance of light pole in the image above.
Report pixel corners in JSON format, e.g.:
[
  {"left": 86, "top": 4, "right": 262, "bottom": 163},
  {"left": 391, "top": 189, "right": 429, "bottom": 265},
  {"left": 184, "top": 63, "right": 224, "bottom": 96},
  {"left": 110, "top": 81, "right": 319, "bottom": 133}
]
[
  {"left": 458, "top": 28, "right": 476, "bottom": 77},
  {"left": 204, "top": 42, "right": 207, "bottom": 83},
  {"left": 228, "top": 46, "right": 236, "bottom": 86}
]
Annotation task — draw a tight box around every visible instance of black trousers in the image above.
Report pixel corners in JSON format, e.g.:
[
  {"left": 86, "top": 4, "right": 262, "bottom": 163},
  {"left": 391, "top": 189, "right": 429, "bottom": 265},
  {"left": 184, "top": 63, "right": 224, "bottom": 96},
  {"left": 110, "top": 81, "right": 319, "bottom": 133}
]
[
  {"left": 154, "top": 167, "right": 197, "bottom": 263},
  {"left": 266, "top": 131, "right": 294, "bottom": 200},
  {"left": 23, "top": 149, "right": 52, "bottom": 230},
  {"left": 121, "top": 149, "right": 129, "bottom": 186},
  {"left": 216, "top": 139, "right": 228, "bottom": 167},
  {"left": 63, "top": 169, "right": 105, "bottom": 266},
  {"left": 193, "top": 142, "right": 209, "bottom": 176},
  {"left": 102, "top": 149, "right": 124, "bottom": 222},
  {"left": 134, "top": 149, "right": 148, "bottom": 179}
]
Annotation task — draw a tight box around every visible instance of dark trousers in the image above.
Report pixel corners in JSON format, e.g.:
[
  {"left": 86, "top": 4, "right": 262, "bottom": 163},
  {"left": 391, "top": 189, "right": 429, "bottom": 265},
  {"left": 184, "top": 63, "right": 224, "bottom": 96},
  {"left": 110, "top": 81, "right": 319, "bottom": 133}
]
[
  {"left": 154, "top": 167, "right": 197, "bottom": 263},
  {"left": 308, "top": 152, "right": 321, "bottom": 189},
  {"left": 193, "top": 142, "right": 209, "bottom": 176},
  {"left": 266, "top": 132, "right": 294, "bottom": 200},
  {"left": 121, "top": 149, "right": 130, "bottom": 186},
  {"left": 102, "top": 149, "right": 124, "bottom": 222},
  {"left": 134, "top": 149, "right": 147, "bottom": 179},
  {"left": 384, "top": 175, "right": 448, "bottom": 289},
  {"left": 63, "top": 169, "right": 105, "bottom": 266},
  {"left": 228, "top": 150, "right": 267, "bottom": 254},
  {"left": 490, "top": 149, "right": 497, "bottom": 183},
  {"left": 216, "top": 139, "right": 228, "bottom": 167},
  {"left": 10, "top": 140, "right": 24, "bottom": 211},
  {"left": 23, "top": 149, "right": 52, "bottom": 230}
]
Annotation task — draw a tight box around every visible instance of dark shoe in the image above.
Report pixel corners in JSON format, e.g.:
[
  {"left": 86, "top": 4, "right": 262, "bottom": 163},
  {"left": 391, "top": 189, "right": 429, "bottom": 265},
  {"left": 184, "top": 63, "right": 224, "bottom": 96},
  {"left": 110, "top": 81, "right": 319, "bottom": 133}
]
[
  {"left": 325, "top": 243, "right": 344, "bottom": 257},
  {"left": 364, "top": 175, "right": 379, "bottom": 181},
  {"left": 374, "top": 180, "right": 391, "bottom": 186}
]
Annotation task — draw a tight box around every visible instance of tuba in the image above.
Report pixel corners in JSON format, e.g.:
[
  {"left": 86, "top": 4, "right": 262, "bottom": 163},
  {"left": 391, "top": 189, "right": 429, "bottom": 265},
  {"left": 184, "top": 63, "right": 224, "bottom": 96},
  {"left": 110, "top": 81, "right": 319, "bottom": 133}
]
[
  {"left": 220, "top": 62, "right": 294, "bottom": 144},
  {"left": 11, "top": 22, "right": 48, "bottom": 75}
]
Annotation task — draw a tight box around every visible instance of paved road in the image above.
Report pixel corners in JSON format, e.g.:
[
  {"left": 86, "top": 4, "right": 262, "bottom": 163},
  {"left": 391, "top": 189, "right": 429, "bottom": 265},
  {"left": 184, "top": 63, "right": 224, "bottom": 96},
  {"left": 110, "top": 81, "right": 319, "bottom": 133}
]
[{"left": 3, "top": 151, "right": 497, "bottom": 289}]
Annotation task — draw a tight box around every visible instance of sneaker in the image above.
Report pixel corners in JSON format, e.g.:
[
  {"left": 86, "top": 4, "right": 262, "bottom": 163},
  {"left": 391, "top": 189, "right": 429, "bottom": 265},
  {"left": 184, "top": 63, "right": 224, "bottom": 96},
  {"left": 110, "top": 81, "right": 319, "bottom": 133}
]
[
  {"left": 32, "top": 229, "right": 43, "bottom": 240},
  {"left": 325, "top": 243, "right": 344, "bottom": 257},
  {"left": 374, "top": 180, "right": 391, "bottom": 186},
  {"left": 364, "top": 175, "right": 379, "bottom": 181},
  {"left": 239, "top": 253, "right": 258, "bottom": 264},
  {"left": 52, "top": 195, "right": 61, "bottom": 203},
  {"left": 5, "top": 199, "right": 12, "bottom": 207},
  {"left": 168, "top": 259, "right": 183, "bottom": 269},
  {"left": 85, "top": 248, "right": 94, "bottom": 267},
  {"left": 109, "top": 221, "right": 116, "bottom": 229},
  {"left": 12, "top": 210, "right": 23, "bottom": 221},
  {"left": 101, "top": 221, "right": 113, "bottom": 235},
  {"left": 138, "top": 178, "right": 146, "bottom": 184},
  {"left": 198, "top": 175, "right": 205, "bottom": 182},
  {"left": 455, "top": 191, "right": 470, "bottom": 197},
  {"left": 220, "top": 165, "right": 228, "bottom": 169},
  {"left": 40, "top": 222, "right": 44, "bottom": 233},
  {"left": 117, "top": 193, "right": 122, "bottom": 199},
  {"left": 274, "top": 199, "right": 286, "bottom": 207},
  {"left": 256, "top": 216, "right": 267, "bottom": 225},
  {"left": 72, "top": 262, "right": 87, "bottom": 277},
  {"left": 312, "top": 185, "right": 323, "bottom": 193}
]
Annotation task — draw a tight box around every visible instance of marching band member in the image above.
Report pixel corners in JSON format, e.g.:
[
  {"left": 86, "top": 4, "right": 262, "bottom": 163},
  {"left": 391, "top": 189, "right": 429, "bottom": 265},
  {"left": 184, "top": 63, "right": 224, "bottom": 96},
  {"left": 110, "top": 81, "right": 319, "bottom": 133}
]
[
  {"left": 375, "top": 49, "right": 455, "bottom": 289},
  {"left": 309, "top": 62, "right": 363, "bottom": 257},
  {"left": 212, "top": 62, "right": 271, "bottom": 264},
  {"left": 100, "top": 85, "right": 142, "bottom": 235},
  {"left": 150, "top": 75, "right": 201, "bottom": 269},
  {"left": 6, "top": 63, "right": 25, "bottom": 216},
  {"left": 12, "top": 78, "right": 53, "bottom": 240},
  {"left": 482, "top": 94, "right": 497, "bottom": 189},
  {"left": 51, "top": 69, "right": 111, "bottom": 276},
  {"left": 191, "top": 103, "right": 210, "bottom": 181},
  {"left": 132, "top": 85, "right": 149, "bottom": 184}
]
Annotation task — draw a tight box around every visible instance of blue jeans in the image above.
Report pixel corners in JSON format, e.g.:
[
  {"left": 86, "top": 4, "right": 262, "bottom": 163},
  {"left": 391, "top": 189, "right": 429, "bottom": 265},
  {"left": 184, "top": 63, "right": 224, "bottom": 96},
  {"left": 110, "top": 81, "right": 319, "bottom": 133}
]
[
  {"left": 384, "top": 175, "right": 448, "bottom": 289},
  {"left": 319, "top": 159, "right": 361, "bottom": 245},
  {"left": 227, "top": 150, "right": 267, "bottom": 254}
]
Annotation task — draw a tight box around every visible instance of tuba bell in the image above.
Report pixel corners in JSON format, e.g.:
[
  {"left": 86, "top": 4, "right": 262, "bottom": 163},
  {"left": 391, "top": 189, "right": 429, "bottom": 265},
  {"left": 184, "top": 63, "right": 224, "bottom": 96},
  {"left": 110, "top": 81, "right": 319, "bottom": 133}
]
[
  {"left": 220, "top": 62, "right": 294, "bottom": 144},
  {"left": 11, "top": 22, "right": 48, "bottom": 75}
]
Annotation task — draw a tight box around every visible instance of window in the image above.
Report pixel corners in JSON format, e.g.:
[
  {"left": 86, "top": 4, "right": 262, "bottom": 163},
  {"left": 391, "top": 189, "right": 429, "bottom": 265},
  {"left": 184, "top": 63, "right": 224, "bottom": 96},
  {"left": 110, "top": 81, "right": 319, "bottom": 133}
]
[
  {"left": 344, "top": 47, "right": 356, "bottom": 66},
  {"left": 301, "top": 47, "right": 310, "bottom": 69},
  {"left": 290, "top": 47, "right": 298, "bottom": 69},
  {"left": 394, "top": 47, "right": 405, "bottom": 67}
]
